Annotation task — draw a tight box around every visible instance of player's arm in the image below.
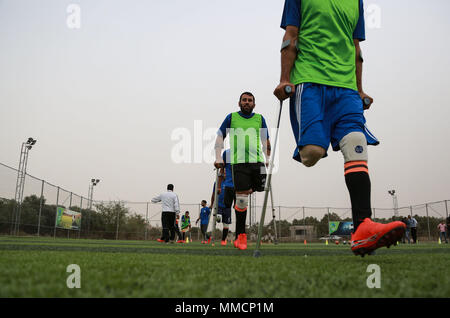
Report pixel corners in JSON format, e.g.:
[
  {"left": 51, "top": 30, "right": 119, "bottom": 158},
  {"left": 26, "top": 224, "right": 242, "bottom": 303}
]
[
  {"left": 214, "top": 116, "right": 230, "bottom": 169},
  {"left": 274, "top": 25, "right": 298, "bottom": 101},
  {"left": 354, "top": 39, "right": 373, "bottom": 110},
  {"left": 214, "top": 134, "right": 225, "bottom": 168},
  {"left": 151, "top": 195, "right": 161, "bottom": 203},
  {"left": 174, "top": 195, "right": 180, "bottom": 214},
  {"left": 261, "top": 117, "right": 271, "bottom": 164}
]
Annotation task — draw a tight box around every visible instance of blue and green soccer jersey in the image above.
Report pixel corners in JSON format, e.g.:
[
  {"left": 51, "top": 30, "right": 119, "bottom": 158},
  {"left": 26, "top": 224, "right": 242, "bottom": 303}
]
[{"left": 281, "top": 0, "right": 365, "bottom": 91}]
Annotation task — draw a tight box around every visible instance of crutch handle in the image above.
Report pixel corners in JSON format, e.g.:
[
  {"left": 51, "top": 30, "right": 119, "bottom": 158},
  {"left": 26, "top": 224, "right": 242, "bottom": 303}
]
[
  {"left": 363, "top": 97, "right": 371, "bottom": 107},
  {"left": 285, "top": 86, "right": 292, "bottom": 95}
]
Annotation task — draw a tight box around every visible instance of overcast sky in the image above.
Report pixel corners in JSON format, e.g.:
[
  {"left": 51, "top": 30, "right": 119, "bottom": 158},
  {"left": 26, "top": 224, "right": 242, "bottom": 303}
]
[{"left": 1, "top": 0, "right": 450, "bottom": 220}]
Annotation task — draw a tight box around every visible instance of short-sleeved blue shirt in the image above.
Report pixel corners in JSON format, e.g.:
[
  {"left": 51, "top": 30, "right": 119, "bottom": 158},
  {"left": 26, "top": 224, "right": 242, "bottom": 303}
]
[{"left": 200, "top": 207, "right": 211, "bottom": 225}]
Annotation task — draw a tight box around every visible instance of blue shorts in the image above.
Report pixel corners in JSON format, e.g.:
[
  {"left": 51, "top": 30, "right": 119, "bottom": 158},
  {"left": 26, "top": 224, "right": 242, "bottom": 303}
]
[
  {"left": 289, "top": 83, "right": 379, "bottom": 163},
  {"left": 218, "top": 207, "right": 232, "bottom": 225}
]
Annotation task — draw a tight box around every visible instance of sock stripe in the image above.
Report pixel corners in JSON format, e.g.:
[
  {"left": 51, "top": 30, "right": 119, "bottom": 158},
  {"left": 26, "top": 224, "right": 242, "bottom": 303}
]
[
  {"left": 345, "top": 167, "right": 369, "bottom": 175},
  {"left": 344, "top": 161, "right": 368, "bottom": 176},
  {"left": 344, "top": 161, "right": 368, "bottom": 169},
  {"left": 344, "top": 164, "right": 368, "bottom": 172}
]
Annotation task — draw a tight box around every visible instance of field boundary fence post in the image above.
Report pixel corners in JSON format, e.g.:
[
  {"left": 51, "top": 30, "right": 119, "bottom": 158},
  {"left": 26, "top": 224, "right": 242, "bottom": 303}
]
[
  {"left": 278, "top": 206, "right": 281, "bottom": 239},
  {"left": 327, "top": 207, "right": 330, "bottom": 225},
  {"left": 79, "top": 197, "right": 83, "bottom": 239},
  {"left": 302, "top": 206, "right": 305, "bottom": 226},
  {"left": 197, "top": 204, "right": 201, "bottom": 242},
  {"left": 445, "top": 200, "right": 448, "bottom": 222},
  {"left": 145, "top": 202, "right": 149, "bottom": 241},
  {"left": 54, "top": 186, "right": 60, "bottom": 238},
  {"left": 116, "top": 206, "right": 120, "bottom": 240},
  {"left": 37, "top": 179, "right": 44, "bottom": 236},
  {"left": 426, "top": 203, "right": 431, "bottom": 241}
]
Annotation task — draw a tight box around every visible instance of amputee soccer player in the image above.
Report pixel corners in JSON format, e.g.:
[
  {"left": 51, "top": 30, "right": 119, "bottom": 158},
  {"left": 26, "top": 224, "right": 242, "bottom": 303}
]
[
  {"left": 210, "top": 149, "right": 236, "bottom": 246},
  {"left": 273, "top": 0, "right": 405, "bottom": 256},
  {"left": 195, "top": 200, "right": 211, "bottom": 244},
  {"left": 214, "top": 92, "right": 271, "bottom": 250}
]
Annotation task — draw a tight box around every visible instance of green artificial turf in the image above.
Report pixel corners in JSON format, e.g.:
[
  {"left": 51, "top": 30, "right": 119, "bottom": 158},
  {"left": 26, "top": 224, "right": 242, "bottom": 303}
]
[{"left": 0, "top": 236, "right": 448, "bottom": 298}]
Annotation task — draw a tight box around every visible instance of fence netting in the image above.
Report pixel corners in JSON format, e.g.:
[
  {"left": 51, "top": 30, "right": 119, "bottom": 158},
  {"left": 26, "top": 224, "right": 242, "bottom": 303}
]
[{"left": 0, "top": 162, "right": 448, "bottom": 242}]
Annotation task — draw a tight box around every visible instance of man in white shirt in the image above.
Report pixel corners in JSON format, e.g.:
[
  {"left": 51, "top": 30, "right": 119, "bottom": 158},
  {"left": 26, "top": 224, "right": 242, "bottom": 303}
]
[
  {"left": 152, "top": 184, "right": 180, "bottom": 243},
  {"left": 408, "top": 215, "right": 418, "bottom": 244}
]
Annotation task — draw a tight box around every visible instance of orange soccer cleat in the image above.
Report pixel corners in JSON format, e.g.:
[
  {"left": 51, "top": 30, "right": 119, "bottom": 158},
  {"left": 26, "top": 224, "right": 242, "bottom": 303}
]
[
  {"left": 233, "top": 239, "right": 238, "bottom": 248},
  {"left": 207, "top": 237, "right": 211, "bottom": 244},
  {"left": 237, "top": 233, "right": 247, "bottom": 250},
  {"left": 221, "top": 240, "right": 227, "bottom": 246},
  {"left": 157, "top": 239, "right": 165, "bottom": 243},
  {"left": 351, "top": 218, "right": 406, "bottom": 257}
]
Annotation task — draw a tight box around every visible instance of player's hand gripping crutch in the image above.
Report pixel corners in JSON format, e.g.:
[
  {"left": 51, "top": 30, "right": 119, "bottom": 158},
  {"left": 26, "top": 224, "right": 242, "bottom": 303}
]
[{"left": 254, "top": 86, "right": 292, "bottom": 257}]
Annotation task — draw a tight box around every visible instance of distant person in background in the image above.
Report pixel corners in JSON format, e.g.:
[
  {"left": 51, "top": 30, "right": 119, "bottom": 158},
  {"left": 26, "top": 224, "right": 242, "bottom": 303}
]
[
  {"left": 174, "top": 214, "right": 183, "bottom": 243},
  {"left": 401, "top": 217, "right": 408, "bottom": 244},
  {"left": 196, "top": 200, "right": 211, "bottom": 244},
  {"left": 181, "top": 211, "right": 191, "bottom": 242},
  {"left": 402, "top": 216, "right": 411, "bottom": 244},
  {"left": 437, "top": 221, "right": 448, "bottom": 243},
  {"left": 408, "top": 215, "right": 418, "bottom": 243},
  {"left": 152, "top": 184, "right": 180, "bottom": 243}
]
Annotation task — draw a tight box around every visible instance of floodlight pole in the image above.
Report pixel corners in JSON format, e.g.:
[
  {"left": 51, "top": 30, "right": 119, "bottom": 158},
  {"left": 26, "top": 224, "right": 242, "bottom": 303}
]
[
  {"left": 37, "top": 180, "right": 44, "bottom": 236},
  {"left": 87, "top": 179, "right": 100, "bottom": 237},
  {"left": 89, "top": 179, "right": 100, "bottom": 210},
  {"left": 388, "top": 190, "right": 399, "bottom": 218},
  {"left": 12, "top": 138, "right": 37, "bottom": 236}
]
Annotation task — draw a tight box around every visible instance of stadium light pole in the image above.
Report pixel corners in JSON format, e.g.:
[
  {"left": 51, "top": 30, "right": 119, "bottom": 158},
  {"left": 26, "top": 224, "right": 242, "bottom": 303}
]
[
  {"left": 12, "top": 137, "right": 37, "bottom": 235},
  {"left": 87, "top": 178, "right": 100, "bottom": 237},
  {"left": 88, "top": 178, "right": 100, "bottom": 210},
  {"left": 388, "top": 189, "right": 399, "bottom": 218}
]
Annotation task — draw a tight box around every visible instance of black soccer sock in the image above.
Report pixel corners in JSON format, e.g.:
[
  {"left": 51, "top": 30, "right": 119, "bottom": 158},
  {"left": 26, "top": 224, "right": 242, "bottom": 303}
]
[
  {"left": 222, "top": 228, "right": 229, "bottom": 241},
  {"left": 344, "top": 161, "right": 372, "bottom": 231},
  {"left": 235, "top": 209, "right": 247, "bottom": 236}
]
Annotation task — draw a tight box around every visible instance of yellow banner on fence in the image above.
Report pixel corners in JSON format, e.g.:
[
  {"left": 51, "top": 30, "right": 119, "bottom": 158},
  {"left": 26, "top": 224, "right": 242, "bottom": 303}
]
[{"left": 56, "top": 207, "right": 82, "bottom": 230}]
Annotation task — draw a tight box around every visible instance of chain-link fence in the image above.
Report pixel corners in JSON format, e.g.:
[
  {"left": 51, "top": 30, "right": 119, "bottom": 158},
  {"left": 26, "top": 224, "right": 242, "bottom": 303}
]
[{"left": 1, "top": 162, "right": 449, "bottom": 242}]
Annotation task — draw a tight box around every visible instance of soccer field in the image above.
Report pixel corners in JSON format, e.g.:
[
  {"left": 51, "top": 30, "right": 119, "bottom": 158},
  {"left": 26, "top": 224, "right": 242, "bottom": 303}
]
[{"left": 0, "top": 236, "right": 449, "bottom": 298}]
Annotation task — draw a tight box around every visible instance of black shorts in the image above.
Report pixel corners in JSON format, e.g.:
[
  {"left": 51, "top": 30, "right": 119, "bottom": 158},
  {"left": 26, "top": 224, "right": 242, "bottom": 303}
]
[
  {"left": 232, "top": 163, "right": 266, "bottom": 192},
  {"left": 224, "top": 186, "right": 235, "bottom": 208}
]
